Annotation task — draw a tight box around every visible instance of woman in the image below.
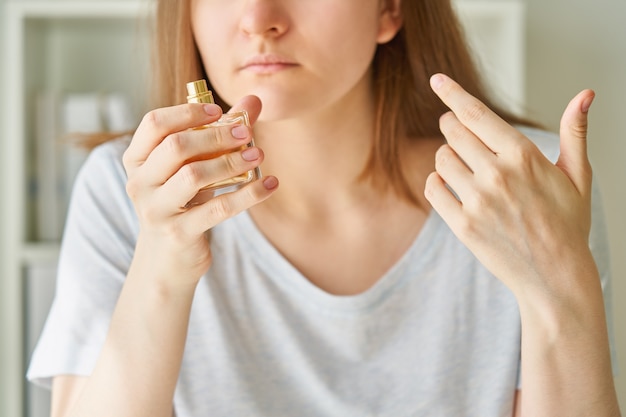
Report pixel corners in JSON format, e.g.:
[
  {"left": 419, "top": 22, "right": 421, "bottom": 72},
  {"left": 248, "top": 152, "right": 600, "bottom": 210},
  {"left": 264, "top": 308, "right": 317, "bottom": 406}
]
[{"left": 28, "top": 0, "right": 620, "bottom": 416}]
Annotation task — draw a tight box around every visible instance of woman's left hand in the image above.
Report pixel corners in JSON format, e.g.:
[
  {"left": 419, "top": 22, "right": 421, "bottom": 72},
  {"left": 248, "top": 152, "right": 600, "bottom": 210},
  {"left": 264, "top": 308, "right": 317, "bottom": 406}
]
[{"left": 425, "top": 73, "right": 597, "bottom": 297}]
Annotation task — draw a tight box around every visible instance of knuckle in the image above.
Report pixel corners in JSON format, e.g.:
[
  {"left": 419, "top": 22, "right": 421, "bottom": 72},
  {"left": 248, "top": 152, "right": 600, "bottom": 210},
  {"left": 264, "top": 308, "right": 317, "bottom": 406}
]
[
  {"left": 509, "top": 141, "right": 540, "bottom": 175},
  {"left": 447, "top": 122, "right": 467, "bottom": 143},
  {"left": 483, "top": 165, "right": 506, "bottom": 189},
  {"left": 243, "top": 180, "right": 268, "bottom": 202},
  {"left": 125, "top": 177, "right": 140, "bottom": 200},
  {"left": 569, "top": 122, "right": 588, "bottom": 138},
  {"left": 438, "top": 111, "right": 455, "bottom": 129},
  {"left": 511, "top": 141, "right": 534, "bottom": 165},
  {"left": 179, "top": 163, "right": 203, "bottom": 188},
  {"left": 139, "top": 203, "right": 162, "bottom": 225},
  {"left": 142, "top": 109, "right": 162, "bottom": 131},
  {"left": 435, "top": 144, "right": 453, "bottom": 169},
  {"left": 460, "top": 102, "right": 486, "bottom": 123},
  {"left": 211, "top": 125, "right": 228, "bottom": 148},
  {"left": 180, "top": 104, "right": 196, "bottom": 124},
  {"left": 439, "top": 112, "right": 465, "bottom": 139},
  {"left": 456, "top": 214, "right": 478, "bottom": 241},
  {"left": 162, "top": 133, "right": 186, "bottom": 159},
  {"left": 206, "top": 196, "right": 233, "bottom": 220},
  {"left": 122, "top": 148, "right": 134, "bottom": 171},
  {"left": 222, "top": 151, "right": 241, "bottom": 174},
  {"left": 423, "top": 172, "right": 439, "bottom": 200},
  {"left": 449, "top": 123, "right": 467, "bottom": 143},
  {"left": 463, "top": 190, "right": 486, "bottom": 213}
]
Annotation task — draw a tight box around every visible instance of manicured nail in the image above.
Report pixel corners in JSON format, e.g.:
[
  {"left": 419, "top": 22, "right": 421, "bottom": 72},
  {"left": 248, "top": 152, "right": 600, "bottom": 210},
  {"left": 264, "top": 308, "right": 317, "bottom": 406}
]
[
  {"left": 430, "top": 74, "right": 445, "bottom": 90},
  {"left": 263, "top": 176, "right": 279, "bottom": 190},
  {"left": 242, "top": 147, "right": 260, "bottom": 161},
  {"left": 203, "top": 104, "right": 221, "bottom": 117},
  {"left": 232, "top": 125, "right": 248, "bottom": 139}
]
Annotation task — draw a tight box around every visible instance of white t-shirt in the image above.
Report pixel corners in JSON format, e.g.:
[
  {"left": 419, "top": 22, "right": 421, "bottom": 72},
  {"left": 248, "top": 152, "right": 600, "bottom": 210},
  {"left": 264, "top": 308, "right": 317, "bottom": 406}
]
[{"left": 27, "top": 127, "right": 617, "bottom": 417}]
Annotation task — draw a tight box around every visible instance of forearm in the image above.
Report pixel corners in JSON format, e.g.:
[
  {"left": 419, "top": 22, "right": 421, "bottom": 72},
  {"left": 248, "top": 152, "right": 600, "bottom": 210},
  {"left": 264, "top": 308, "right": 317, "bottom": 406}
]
[
  {"left": 68, "top": 240, "right": 198, "bottom": 417},
  {"left": 516, "top": 254, "right": 620, "bottom": 417},
  {"left": 425, "top": 73, "right": 620, "bottom": 417}
]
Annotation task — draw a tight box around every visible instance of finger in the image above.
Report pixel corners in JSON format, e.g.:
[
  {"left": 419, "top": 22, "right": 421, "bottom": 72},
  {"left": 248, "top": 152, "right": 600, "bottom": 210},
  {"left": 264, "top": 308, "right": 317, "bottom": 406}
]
[
  {"left": 434, "top": 143, "right": 474, "bottom": 203},
  {"left": 430, "top": 73, "right": 524, "bottom": 154},
  {"left": 141, "top": 122, "right": 254, "bottom": 186},
  {"left": 184, "top": 176, "right": 279, "bottom": 233},
  {"left": 556, "top": 89, "right": 595, "bottom": 195},
  {"left": 158, "top": 146, "right": 265, "bottom": 210},
  {"left": 424, "top": 171, "right": 464, "bottom": 227},
  {"left": 439, "top": 111, "right": 496, "bottom": 171},
  {"left": 124, "top": 103, "right": 223, "bottom": 171},
  {"left": 228, "top": 95, "right": 263, "bottom": 124}
]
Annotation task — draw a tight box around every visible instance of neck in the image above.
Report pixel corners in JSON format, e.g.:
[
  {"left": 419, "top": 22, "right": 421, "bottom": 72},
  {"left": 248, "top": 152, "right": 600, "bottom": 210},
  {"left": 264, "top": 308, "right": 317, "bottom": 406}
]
[{"left": 252, "top": 82, "right": 379, "bottom": 219}]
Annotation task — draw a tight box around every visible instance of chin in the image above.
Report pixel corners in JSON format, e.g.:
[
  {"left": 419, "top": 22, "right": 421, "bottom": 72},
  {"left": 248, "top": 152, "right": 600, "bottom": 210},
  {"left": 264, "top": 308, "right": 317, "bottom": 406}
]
[
  {"left": 257, "top": 107, "right": 299, "bottom": 122},
  {"left": 254, "top": 94, "right": 310, "bottom": 122},
  {"left": 219, "top": 82, "right": 315, "bottom": 121}
]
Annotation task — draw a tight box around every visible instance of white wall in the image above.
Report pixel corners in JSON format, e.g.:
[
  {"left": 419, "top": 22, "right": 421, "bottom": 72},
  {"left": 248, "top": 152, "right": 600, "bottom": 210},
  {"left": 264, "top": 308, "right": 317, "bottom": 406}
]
[
  {"left": 0, "top": 0, "right": 9, "bottom": 413},
  {"left": 524, "top": 0, "right": 626, "bottom": 409}
]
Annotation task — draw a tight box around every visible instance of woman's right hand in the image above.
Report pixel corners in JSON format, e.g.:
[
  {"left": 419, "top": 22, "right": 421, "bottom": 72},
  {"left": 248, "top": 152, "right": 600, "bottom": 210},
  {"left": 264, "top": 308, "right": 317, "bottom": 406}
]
[
  {"left": 122, "top": 95, "right": 278, "bottom": 288},
  {"left": 59, "top": 101, "right": 276, "bottom": 417}
]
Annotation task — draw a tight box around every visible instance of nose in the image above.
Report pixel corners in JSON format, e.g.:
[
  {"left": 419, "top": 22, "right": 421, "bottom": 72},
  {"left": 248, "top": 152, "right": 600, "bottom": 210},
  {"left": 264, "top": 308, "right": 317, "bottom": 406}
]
[{"left": 239, "top": 0, "right": 290, "bottom": 38}]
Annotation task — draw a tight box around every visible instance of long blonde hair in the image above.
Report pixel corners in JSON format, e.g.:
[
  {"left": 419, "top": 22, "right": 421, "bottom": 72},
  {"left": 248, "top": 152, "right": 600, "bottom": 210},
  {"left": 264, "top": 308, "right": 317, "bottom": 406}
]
[{"left": 150, "top": 0, "right": 534, "bottom": 204}]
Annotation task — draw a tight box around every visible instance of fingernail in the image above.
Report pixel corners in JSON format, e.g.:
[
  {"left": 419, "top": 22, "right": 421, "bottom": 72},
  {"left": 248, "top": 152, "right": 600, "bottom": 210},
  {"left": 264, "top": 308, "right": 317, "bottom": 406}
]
[
  {"left": 242, "top": 147, "right": 260, "bottom": 161},
  {"left": 430, "top": 74, "right": 445, "bottom": 90},
  {"left": 203, "top": 104, "right": 221, "bottom": 117},
  {"left": 263, "top": 176, "right": 279, "bottom": 190},
  {"left": 232, "top": 125, "right": 248, "bottom": 139},
  {"left": 581, "top": 94, "right": 595, "bottom": 113}
]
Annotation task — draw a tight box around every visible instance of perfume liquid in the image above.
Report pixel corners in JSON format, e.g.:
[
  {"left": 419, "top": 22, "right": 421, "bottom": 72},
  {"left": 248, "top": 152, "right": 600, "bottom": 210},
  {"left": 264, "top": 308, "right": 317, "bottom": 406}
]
[{"left": 186, "top": 79, "right": 261, "bottom": 191}]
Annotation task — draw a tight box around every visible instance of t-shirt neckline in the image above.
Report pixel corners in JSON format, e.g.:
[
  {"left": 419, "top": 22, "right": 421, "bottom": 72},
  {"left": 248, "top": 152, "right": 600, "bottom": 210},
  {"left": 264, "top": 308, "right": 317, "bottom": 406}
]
[{"left": 230, "top": 208, "right": 445, "bottom": 315}]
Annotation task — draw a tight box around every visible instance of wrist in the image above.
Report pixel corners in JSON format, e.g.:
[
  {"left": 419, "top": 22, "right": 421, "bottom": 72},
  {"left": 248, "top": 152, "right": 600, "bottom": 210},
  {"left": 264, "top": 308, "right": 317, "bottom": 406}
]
[
  {"left": 131, "top": 231, "right": 210, "bottom": 290},
  {"left": 514, "top": 258, "right": 618, "bottom": 417},
  {"left": 516, "top": 264, "right": 606, "bottom": 337},
  {"left": 514, "top": 245, "right": 602, "bottom": 316}
]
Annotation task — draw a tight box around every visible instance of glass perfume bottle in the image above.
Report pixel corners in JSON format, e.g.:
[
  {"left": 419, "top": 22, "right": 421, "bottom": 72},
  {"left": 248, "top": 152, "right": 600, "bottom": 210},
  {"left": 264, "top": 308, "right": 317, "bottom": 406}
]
[{"left": 186, "top": 79, "right": 262, "bottom": 192}]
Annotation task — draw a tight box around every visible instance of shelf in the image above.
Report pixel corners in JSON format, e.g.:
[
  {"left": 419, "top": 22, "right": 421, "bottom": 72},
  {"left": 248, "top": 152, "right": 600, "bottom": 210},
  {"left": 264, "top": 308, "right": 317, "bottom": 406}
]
[
  {"left": 22, "top": 242, "right": 61, "bottom": 264},
  {"left": 2, "top": 4, "right": 152, "bottom": 416},
  {"left": 7, "top": 1, "right": 150, "bottom": 18},
  {"left": 10, "top": 3, "right": 151, "bottom": 244}
]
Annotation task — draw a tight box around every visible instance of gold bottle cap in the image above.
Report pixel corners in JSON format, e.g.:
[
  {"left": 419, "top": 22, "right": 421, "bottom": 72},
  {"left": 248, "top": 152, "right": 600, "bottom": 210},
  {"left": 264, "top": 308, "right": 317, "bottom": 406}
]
[{"left": 186, "top": 79, "right": 215, "bottom": 104}]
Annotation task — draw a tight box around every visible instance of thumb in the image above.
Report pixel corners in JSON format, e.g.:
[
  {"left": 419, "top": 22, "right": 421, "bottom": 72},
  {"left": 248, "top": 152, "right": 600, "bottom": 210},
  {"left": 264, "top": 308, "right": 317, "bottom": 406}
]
[
  {"left": 227, "top": 95, "right": 263, "bottom": 124},
  {"left": 556, "top": 89, "right": 595, "bottom": 195}
]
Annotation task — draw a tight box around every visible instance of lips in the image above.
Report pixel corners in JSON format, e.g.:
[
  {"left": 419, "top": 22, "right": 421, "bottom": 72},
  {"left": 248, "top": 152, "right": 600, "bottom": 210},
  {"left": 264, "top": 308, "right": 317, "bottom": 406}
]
[{"left": 240, "top": 54, "right": 298, "bottom": 74}]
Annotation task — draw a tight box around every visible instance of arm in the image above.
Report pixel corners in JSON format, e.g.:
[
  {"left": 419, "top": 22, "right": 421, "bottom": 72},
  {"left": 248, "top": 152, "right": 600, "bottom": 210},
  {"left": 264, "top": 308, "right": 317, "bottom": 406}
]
[
  {"left": 55, "top": 97, "right": 277, "bottom": 417},
  {"left": 426, "top": 74, "right": 620, "bottom": 416},
  {"left": 51, "top": 376, "right": 86, "bottom": 417}
]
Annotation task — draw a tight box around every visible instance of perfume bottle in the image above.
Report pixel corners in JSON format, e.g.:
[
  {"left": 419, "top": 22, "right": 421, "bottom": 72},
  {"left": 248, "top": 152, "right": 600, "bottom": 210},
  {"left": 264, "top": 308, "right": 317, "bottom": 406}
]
[{"left": 186, "top": 79, "right": 262, "bottom": 192}]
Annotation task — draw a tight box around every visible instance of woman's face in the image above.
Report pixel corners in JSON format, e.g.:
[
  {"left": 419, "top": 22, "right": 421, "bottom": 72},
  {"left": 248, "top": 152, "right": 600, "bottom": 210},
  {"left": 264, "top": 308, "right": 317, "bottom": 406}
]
[{"left": 190, "top": 0, "right": 402, "bottom": 121}]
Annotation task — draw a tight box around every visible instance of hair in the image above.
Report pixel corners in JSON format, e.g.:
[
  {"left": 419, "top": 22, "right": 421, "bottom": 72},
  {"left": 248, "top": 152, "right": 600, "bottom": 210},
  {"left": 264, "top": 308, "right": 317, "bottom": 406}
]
[{"left": 148, "top": 0, "right": 535, "bottom": 205}]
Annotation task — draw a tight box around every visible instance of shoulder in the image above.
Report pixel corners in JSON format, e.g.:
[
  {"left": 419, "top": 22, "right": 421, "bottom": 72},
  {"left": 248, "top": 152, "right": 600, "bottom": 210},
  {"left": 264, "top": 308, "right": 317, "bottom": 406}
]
[
  {"left": 68, "top": 135, "right": 136, "bottom": 235},
  {"left": 83, "top": 136, "right": 130, "bottom": 175},
  {"left": 74, "top": 136, "right": 131, "bottom": 196}
]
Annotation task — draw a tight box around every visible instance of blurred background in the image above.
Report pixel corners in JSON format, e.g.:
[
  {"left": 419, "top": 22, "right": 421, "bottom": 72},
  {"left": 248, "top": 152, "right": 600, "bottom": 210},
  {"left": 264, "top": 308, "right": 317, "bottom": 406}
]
[
  {"left": 523, "top": 0, "right": 626, "bottom": 410},
  {"left": 1, "top": 0, "right": 624, "bottom": 415}
]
